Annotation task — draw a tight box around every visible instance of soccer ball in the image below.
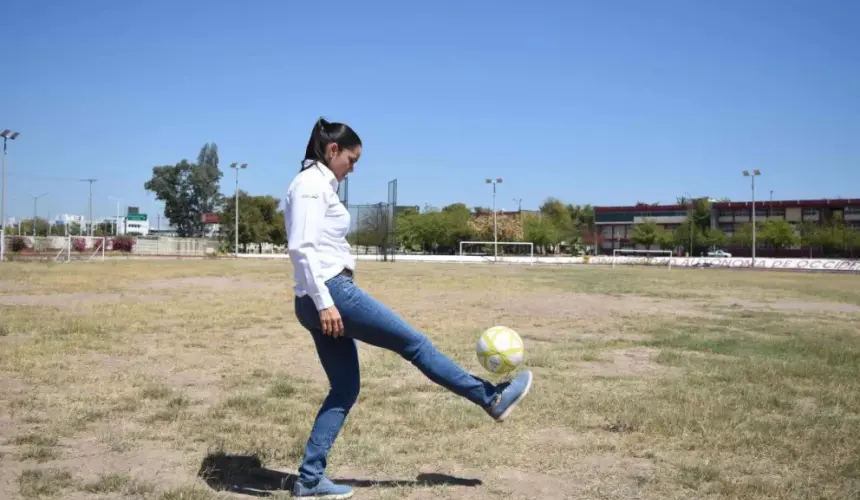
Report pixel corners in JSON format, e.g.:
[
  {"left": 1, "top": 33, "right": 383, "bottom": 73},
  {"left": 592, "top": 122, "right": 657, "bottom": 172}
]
[{"left": 476, "top": 326, "right": 525, "bottom": 375}]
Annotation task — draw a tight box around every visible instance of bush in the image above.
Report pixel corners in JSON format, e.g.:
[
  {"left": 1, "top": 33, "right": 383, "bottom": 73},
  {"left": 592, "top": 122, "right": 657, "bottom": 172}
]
[
  {"left": 111, "top": 235, "right": 135, "bottom": 253},
  {"left": 9, "top": 236, "right": 28, "bottom": 253},
  {"left": 72, "top": 237, "right": 87, "bottom": 252}
]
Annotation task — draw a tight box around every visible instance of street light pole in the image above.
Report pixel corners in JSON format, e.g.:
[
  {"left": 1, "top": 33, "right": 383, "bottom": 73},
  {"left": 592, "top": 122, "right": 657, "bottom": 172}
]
[
  {"left": 769, "top": 190, "right": 773, "bottom": 218},
  {"left": 743, "top": 169, "right": 761, "bottom": 268},
  {"left": 684, "top": 191, "right": 694, "bottom": 256},
  {"left": 513, "top": 197, "right": 523, "bottom": 234},
  {"left": 485, "top": 178, "right": 503, "bottom": 261},
  {"left": 80, "top": 179, "right": 97, "bottom": 236},
  {"left": 30, "top": 192, "right": 49, "bottom": 236},
  {"left": 230, "top": 162, "right": 248, "bottom": 256},
  {"left": 108, "top": 196, "right": 123, "bottom": 235},
  {"left": 1, "top": 129, "right": 20, "bottom": 262}
]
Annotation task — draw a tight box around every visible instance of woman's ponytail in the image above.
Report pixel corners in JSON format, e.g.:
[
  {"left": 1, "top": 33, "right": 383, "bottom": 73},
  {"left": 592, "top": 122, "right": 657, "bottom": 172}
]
[{"left": 300, "top": 117, "right": 362, "bottom": 171}]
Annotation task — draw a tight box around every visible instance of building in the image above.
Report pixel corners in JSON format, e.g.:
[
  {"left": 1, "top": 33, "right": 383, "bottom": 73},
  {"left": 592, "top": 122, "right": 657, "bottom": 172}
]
[
  {"left": 595, "top": 198, "right": 860, "bottom": 256},
  {"left": 711, "top": 199, "right": 860, "bottom": 237},
  {"left": 54, "top": 213, "right": 86, "bottom": 225},
  {"left": 121, "top": 213, "right": 151, "bottom": 236},
  {"left": 594, "top": 203, "right": 690, "bottom": 251}
]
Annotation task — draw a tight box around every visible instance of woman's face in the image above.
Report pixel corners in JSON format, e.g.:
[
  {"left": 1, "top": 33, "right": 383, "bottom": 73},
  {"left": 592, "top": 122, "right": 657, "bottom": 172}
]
[{"left": 326, "top": 143, "right": 361, "bottom": 181}]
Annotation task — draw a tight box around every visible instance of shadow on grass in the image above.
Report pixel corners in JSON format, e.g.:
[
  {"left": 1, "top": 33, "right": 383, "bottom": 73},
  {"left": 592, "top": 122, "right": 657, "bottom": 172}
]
[{"left": 198, "top": 452, "right": 482, "bottom": 497}]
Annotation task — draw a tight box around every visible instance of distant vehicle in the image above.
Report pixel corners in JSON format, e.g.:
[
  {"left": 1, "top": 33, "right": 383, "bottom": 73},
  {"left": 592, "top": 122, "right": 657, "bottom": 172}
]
[{"left": 707, "top": 249, "right": 732, "bottom": 258}]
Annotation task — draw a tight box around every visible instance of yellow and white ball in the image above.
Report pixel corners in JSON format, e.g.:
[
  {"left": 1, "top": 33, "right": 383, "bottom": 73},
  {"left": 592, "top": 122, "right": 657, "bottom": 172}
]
[{"left": 476, "top": 326, "right": 525, "bottom": 374}]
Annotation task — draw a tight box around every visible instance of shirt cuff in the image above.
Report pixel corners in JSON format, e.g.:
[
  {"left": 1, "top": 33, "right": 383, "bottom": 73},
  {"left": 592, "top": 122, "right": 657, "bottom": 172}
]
[{"left": 310, "top": 289, "right": 335, "bottom": 311}]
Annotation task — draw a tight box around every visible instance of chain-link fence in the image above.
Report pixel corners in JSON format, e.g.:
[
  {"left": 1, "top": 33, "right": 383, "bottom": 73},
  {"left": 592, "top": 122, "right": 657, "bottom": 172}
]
[
  {"left": 2, "top": 236, "right": 106, "bottom": 262},
  {"left": 339, "top": 178, "right": 398, "bottom": 261}
]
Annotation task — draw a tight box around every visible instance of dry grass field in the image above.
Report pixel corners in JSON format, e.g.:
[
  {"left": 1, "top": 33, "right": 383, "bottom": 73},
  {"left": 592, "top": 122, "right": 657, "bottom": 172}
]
[{"left": 1, "top": 259, "right": 859, "bottom": 500}]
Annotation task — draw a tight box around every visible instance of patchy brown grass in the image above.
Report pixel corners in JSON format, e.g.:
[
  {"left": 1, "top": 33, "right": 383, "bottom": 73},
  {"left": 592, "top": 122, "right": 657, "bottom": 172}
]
[{"left": 1, "top": 260, "right": 859, "bottom": 499}]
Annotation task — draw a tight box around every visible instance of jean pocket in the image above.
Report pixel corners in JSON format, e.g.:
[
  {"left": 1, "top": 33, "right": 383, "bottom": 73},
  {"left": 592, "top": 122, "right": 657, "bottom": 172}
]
[{"left": 329, "top": 277, "right": 360, "bottom": 308}]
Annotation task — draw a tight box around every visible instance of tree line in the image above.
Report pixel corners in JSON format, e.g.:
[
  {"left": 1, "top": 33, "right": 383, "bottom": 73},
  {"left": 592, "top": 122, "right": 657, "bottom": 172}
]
[
  {"left": 391, "top": 200, "right": 596, "bottom": 255},
  {"left": 141, "top": 143, "right": 599, "bottom": 254},
  {"left": 630, "top": 197, "right": 860, "bottom": 258},
  {"left": 138, "top": 143, "right": 860, "bottom": 258},
  {"left": 143, "top": 143, "right": 286, "bottom": 251}
]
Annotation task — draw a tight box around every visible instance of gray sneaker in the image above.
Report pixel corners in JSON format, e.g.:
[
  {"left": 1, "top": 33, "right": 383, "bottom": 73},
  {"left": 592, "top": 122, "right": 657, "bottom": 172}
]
[{"left": 486, "top": 370, "right": 533, "bottom": 422}]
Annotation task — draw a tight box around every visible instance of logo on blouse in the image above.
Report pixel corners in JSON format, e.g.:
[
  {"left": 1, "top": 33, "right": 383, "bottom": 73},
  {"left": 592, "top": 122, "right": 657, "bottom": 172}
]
[{"left": 301, "top": 194, "right": 319, "bottom": 199}]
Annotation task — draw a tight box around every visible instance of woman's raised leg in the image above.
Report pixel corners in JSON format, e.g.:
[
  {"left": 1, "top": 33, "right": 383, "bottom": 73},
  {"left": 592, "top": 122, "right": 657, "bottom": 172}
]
[{"left": 326, "top": 275, "right": 533, "bottom": 420}]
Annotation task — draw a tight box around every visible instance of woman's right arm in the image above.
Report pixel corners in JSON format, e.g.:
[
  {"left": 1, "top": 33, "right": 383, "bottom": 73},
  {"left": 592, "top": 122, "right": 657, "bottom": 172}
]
[{"left": 286, "top": 182, "right": 335, "bottom": 312}]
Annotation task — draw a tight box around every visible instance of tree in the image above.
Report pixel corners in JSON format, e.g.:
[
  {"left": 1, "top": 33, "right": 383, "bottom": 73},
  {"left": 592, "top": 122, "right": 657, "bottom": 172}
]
[
  {"left": 468, "top": 212, "right": 522, "bottom": 243},
  {"left": 522, "top": 213, "right": 559, "bottom": 254},
  {"left": 702, "top": 228, "right": 728, "bottom": 249},
  {"left": 571, "top": 204, "right": 595, "bottom": 233},
  {"left": 539, "top": 197, "right": 576, "bottom": 249},
  {"left": 16, "top": 218, "right": 51, "bottom": 236},
  {"left": 219, "top": 192, "right": 286, "bottom": 252},
  {"left": 403, "top": 208, "right": 448, "bottom": 253},
  {"left": 352, "top": 203, "right": 391, "bottom": 249},
  {"left": 630, "top": 220, "right": 666, "bottom": 248},
  {"left": 395, "top": 210, "right": 424, "bottom": 251},
  {"left": 656, "top": 228, "right": 676, "bottom": 250},
  {"left": 440, "top": 203, "right": 475, "bottom": 248},
  {"left": 846, "top": 227, "right": 860, "bottom": 258},
  {"left": 798, "top": 221, "right": 816, "bottom": 256},
  {"left": 760, "top": 220, "right": 799, "bottom": 251},
  {"left": 815, "top": 222, "right": 845, "bottom": 257},
  {"left": 675, "top": 196, "right": 713, "bottom": 254},
  {"left": 144, "top": 143, "right": 223, "bottom": 237},
  {"left": 814, "top": 221, "right": 860, "bottom": 258},
  {"left": 674, "top": 223, "right": 706, "bottom": 254},
  {"left": 731, "top": 222, "right": 756, "bottom": 249}
]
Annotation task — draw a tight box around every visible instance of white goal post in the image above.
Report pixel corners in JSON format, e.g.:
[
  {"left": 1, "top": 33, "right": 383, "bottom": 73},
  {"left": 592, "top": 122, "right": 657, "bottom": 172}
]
[
  {"left": 459, "top": 241, "right": 535, "bottom": 262},
  {"left": 611, "top": 248, "right": 674, "bottom": 269},
  {"left": 52, "top": 236, "right": 107, "bottom": 263}
]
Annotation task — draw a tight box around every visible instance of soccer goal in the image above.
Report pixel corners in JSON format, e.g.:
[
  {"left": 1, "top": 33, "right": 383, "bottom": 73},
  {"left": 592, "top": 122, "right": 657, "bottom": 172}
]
[
  {"left": 52, "top": 236, "right": 107, "bottom": 263},
  {"left": 611, "top": 248, "right": 673, "bottom": 269},
  {"left": 459, "top": 241, "right": 535, "bottom": 263}
]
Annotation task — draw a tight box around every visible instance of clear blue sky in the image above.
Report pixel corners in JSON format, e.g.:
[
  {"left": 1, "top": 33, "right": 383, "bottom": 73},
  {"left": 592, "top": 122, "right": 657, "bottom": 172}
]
[{"left": 1, "top": 0, "right": 858, "bottom": 222}]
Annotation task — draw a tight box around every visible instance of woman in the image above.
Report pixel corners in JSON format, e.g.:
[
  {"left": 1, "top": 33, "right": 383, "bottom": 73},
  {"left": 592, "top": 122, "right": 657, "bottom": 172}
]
[{"left": 285, "top": 118, "right": 533, "bottom": 499}]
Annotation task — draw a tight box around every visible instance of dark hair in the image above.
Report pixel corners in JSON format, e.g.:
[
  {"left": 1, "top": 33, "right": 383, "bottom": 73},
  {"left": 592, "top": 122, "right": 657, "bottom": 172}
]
[{"left": 302, "top": 118, "right": 361, "bottom": 170}]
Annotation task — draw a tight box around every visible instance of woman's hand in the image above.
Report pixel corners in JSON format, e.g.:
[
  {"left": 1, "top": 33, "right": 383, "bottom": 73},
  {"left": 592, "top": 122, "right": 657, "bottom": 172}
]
[{"left": 319, "top": 306, "right": 344, "bottom": 337}]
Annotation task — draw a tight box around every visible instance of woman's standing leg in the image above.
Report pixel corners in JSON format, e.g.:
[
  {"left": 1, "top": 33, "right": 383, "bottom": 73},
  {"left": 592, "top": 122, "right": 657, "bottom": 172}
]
[{"left": 292, "top": 295, "right": 358, "bottom": 499}]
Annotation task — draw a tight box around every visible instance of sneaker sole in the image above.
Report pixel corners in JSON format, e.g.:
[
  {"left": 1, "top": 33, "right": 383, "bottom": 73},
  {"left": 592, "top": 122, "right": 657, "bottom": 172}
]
[
  {"left": 494, "top": 371, "right": 533, "bottom": 422},
  {"left": 293, "top": 492, "right": 353, "bottom": 499}
]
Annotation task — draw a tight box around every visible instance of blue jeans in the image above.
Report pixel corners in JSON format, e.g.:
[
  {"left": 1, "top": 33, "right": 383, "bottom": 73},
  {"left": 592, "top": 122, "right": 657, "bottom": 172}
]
[{"left": 293, "top": 272, "right": 498, "bottom": 485}]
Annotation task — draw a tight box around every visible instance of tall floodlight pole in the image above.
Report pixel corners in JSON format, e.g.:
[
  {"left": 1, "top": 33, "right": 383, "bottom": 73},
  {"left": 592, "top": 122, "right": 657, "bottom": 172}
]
[
  {"left": 80, "top": 179, "right": 97, "bottom": 236},
  {"left": 513, "top": 197, "right": 523, "bottom": 233},
  {"left": 769, "top": 190, "right": 773, "bottom": 218},
  {"left": 485, "top": 178, "right": 503, "bottom": 261},
  {"left": 30, "top": 192, "right": 49, "bottom": 235},
  {"left": 1, "top": 129, "right": 20, "bottom": 262},
  {"left": 684, "top": 191, "right": 694, "bottom": 256},
  {"left": 743, "top": 169, "right": 761, "bottom": 268},
  {"left": 108, "top": 196, "right": 123, "bottom": 235},
  {"left": 230, "top": 162, "right": 247, "bottom": 256}
]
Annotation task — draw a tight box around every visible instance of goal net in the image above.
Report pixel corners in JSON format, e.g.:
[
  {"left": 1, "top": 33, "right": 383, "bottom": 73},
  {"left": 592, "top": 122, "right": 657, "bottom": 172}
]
[
  {"left": 459, "top": 241, "right": 535, "bottom": 263},
  {"left": 611, "top": 248, "right": 673, "bottom": 268},
  {"left": 49, "top": 236, "right": 107, "bottom": 263}
]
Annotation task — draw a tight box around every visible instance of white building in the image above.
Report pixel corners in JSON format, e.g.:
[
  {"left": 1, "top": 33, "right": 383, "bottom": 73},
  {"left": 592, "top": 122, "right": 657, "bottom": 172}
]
[
  {"left": 122, "top": 214, "right": 150, "bottom": 236},
  {"left": 55, "top": 213, "right": 86, "bottom": 225}
]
